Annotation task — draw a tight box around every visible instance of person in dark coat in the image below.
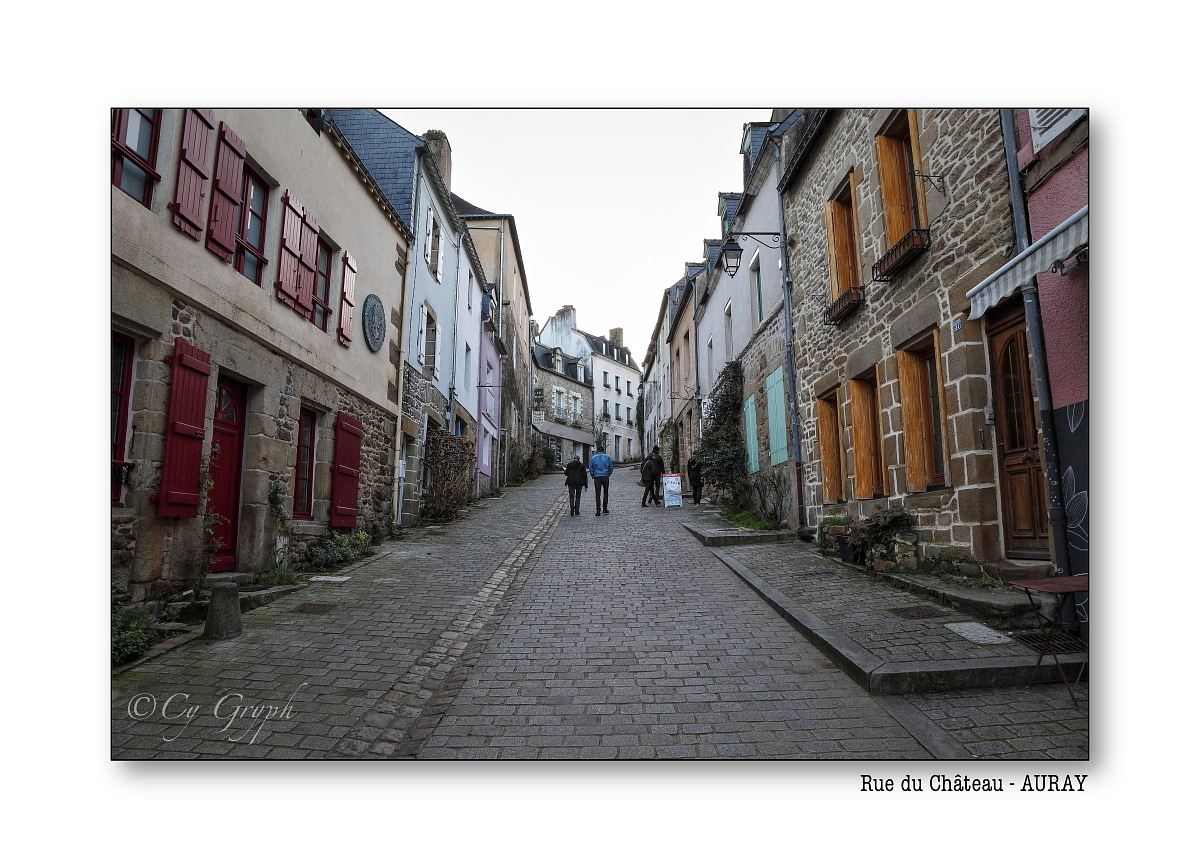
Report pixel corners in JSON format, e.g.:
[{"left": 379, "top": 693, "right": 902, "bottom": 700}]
[
  {"left": 687, "top": 454, "right": 704, "bottom": 505},
  {"left": 563, "top": 453, "right": 588, "bottom": 516},
  {"left": 640, "top": 451, "right": 659, "bottom": 507},
  {"left": 643, "top": 445, "right": 665, "bottom": 507}
]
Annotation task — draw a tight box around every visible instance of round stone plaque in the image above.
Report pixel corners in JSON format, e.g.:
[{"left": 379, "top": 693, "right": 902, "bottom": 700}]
[{"left": 362, "top": 293, "right": 385, "bottom": 352}]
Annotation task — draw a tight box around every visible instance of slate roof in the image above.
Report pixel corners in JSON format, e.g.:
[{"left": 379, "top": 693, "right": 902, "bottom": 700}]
[
  {"left": 451, "top": 192, "right": 494, "bottom": 217},
  {"left": 324, "top": 110, "right": 423, "bottom": 233}
]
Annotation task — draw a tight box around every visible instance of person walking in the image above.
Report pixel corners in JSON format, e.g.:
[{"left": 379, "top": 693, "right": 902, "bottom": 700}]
[
  {"left": 588, "top": 447, "right": 614, "bottom": 515},
  {"left": 649, "top": 445, "right": 665, "bottom": 506},
  {"left": 640, "top": 451, "right": 659, "bottom": 507},
  {"left": 563, "top": 453, "right": 588, "bottom": 516},
  {"left": 687, "top": 454, "right": 704, "bottom": 506}
]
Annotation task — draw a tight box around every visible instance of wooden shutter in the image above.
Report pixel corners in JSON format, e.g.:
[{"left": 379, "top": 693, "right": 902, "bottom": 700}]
[
  {"left": 205, "top": 122, "right": 246, "bottom": 262},
  {"left": 337, "top": 253, "right": 356, "bottom": 347},
  {"left": 875, "top": 133, "right": 913, "bottom": 247},
  {"left": 816, "top": 395, "right": 842, "bottom": 502},
  {"left": 295, "top": 208, "right": 320, "bottom": 315},
  {"left": 169, "top": 109, "right": 215, "bottom": 239},
  {"left": 823, "top": 201, "right": 842, "bottom": 300},
  {"left": 275, "top": 191, "right": 303, "bottom": 308},
  {"left": 743, "top": 395, "right": 759, "bottom": 473},
  {"left": 328, "top": 410, "right": 362, "bottom": 527},
  {"left": 849, "top": 378, "right": 879, "bottom": 500},
  {"left": 157, "top": 338, "right": 211, "bottom": 518},
  {"left": 766, "top": 367, "right": 788, "bottom": 465},
  {"left": 433, "top": 321, "right": 442, "bottom": 379},
  {"left": 416, "top": 303, "right": 427, "bottom": 368},
  {"left": 897, "top": 350, "right": 928, "bottom": 492}
]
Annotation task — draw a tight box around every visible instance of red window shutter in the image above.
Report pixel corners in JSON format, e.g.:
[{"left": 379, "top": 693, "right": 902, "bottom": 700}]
[
  {"left": 328, "top": 411, "right": 363, "bottom": 527},
  {"left": 295, "top": 208, "right": 319, "bottom": 315},
  {"left": 157, "top": 338, "right": 212, "bottom": 518},
  {"left": 275, "top": 191, "right": 303, "bottom": 309},
  {"left": 337, "top": 253, "right": 357, "bottom": 346},
  {"left": 205, "top": 122, "right": 246, "bottom": 262},
  {"left": 168, "top": 109, "right": 215, "bottom": 239}
]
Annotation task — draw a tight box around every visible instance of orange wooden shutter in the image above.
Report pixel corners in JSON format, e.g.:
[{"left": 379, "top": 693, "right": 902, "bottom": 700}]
[
  {"left": 875, "top": 134, "right": 913, "bottom": 247},
  {"left": 823, "top": 201, "right": 843, "bottom": 300},
  {"left": 897, "top": 350, "right": 928, "bottom": 492},
  {"left": 817, "top": 395, "right": 842, "bottom": 502},
  {"left": 849, "top": 378, "right": 879, "bottom": 500}
]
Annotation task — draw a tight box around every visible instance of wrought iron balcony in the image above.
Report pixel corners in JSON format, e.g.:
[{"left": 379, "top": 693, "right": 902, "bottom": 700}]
[
  {"left": 824, "top": 287, "right": 865, "bottom": 325},
  {"left": 872, "top": 228, "right": 931, "bottom": 281}
]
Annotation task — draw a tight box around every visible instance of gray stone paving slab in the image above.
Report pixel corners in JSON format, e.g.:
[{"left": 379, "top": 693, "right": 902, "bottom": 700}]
[{"left": 112, "top": 467, "right": 1087, "bottom": 761}]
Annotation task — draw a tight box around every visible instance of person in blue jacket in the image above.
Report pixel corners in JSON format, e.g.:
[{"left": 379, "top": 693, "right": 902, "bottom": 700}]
[{"left": 588, "top": 447, "right": 614, "bottom": 515}]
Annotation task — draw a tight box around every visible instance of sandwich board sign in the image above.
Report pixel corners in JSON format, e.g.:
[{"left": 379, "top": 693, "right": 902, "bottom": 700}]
[{"left": 662, "top": 473, "right": 683, "bottom": 508}]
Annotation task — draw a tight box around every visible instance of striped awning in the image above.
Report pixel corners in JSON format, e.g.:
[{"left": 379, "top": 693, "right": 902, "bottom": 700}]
[{"left": 966, "top": 205, "right": 1088, "bottom": 320}]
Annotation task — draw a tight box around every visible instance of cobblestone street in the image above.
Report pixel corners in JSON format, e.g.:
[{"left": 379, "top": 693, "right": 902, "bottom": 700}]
[{"left": 111, "top": 468, "right": 1087, "bottom": 760}]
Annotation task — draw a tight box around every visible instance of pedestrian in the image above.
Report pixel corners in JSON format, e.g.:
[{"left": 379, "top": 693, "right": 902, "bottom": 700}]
[
  {"left": 563, "top": 453, "right": 588, "bottom": 516},
  {"left": 640, "top": 451, "right": 658, "bottom": 507},
  {"left": 687, "top": 454, "right": 704, "bottom": 505},
  {"left": 588, "top": 446, "right": 614, "bottom": 515},
  {"left": 649, "top": 445, "right": 665, "bottom": 506}
]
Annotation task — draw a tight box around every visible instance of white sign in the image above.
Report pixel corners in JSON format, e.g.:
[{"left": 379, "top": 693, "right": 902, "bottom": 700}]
[{"left": 662, "top": 473, "right": 683, "bottom": 508}]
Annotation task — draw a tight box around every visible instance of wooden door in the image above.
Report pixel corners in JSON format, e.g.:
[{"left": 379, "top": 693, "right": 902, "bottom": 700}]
[
  {"left": 208, "top": 378, "right": 246, "bottom": 572},
  {"left": 988, "top": 310, "right": 1049, "bottom": 558}
]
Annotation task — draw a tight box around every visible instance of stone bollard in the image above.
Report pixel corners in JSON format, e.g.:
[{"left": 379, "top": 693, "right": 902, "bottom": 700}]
[{"left": 203, "top": 582, "right": 242, "bottom": 639}]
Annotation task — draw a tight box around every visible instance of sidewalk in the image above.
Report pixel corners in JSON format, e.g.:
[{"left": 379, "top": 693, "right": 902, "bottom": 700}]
[{"left": 682, "top": 505, "right": 1088, "bottom": 697}]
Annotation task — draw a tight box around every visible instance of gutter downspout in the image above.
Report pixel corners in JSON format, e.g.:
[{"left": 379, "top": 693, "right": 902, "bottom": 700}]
[
  {"left": 1000, "top": 109, "right": 1071, "bottom": 576},
  {"left": 772, "top": 135, "right": 805, "bottom": 531}
]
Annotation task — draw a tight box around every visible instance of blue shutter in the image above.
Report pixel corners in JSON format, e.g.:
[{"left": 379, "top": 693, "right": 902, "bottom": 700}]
[
  {"left": 766, "top": 367, "right": 788, "bottom": 465},
  {"left": 744, "top": 394, "right": 759, "bottom": 473}
]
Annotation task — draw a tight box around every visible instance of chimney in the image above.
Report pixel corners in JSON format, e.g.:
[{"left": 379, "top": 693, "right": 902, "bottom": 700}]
[
  {"left": 557, "top": 304, "right": 577, "bottom": 331},
  {"left": 608, "top": 327, "right": 624, "bottom": 348},
  {"left": 423, "top": 130, "right": 452, "bottom": 192}
]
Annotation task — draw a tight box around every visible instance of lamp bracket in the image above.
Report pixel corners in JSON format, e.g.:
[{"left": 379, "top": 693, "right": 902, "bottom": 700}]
[
  {"left": 730, "top": 231, "right": 781, "bottom": 249},
  {"left": 913, "top": 170, "right": 945, "bottom": 196}
]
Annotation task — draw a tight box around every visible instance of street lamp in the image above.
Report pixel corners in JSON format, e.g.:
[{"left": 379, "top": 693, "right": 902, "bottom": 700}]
[{"left": 721, "top": 232, "right": 782, "bottom": 277}]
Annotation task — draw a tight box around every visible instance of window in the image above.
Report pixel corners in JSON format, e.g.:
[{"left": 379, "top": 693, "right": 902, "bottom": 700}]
[
  {"left": 293, "top": 408, "right": 317, "bottom": 518},
  {"left": 554, "top": 389, "right": 564, "bottom": 418},
  {"left": 743, "top": 394, "right": 759, "bottom": 473},
  {"left": 875, "top": 111, "right": 928, "bottom": 249},
  {"left": 419, "top": 305, "right": 440, "bottom": 378},
  {"left": 765, "top": 366, "right": 787, "bottom": 466},
  {"left": 615, "top": 376, "right": 621, "bottom": 392},
  {"left": 849, "top": 368, "right": 887, "bottom": 499},
  {"left": 627, "top": 382, "right": 633, "bottom": 397},
  {"left": 724, "top": 301, "right": 734, "bottom": 360},
  {"left": 614, "top": 438, "right": 621, "bottom": 461},
  {"left": 604, "top": 371, "right": 610, "bottom": 388},
  {"left": 112, "top": 109, "right": 161, "bottom": 207},
  {"left": 824, "top": 172, "right": 863, "bottom": 301},
  {"left": 235, "top": 167, "right": 269, "bottom": 285},
  {"left": 310, "top": 238, "right": 334, "bottom": 331},
  {"left": 816, "top": 390, "right": 843, "bottom": 502},
  {"left": 615, "top": 403, "right": 622, "bottom": 422},
  {"left": 111, "top": 334, "right": 135, "bottom": 504},
  {"left": 898, "top": 335, "right": 948, "bottom": 490},
  {"left": 603, "top": 399, "right": 609, "bottom": 418},
  {"left": 707, "top": 336, "right": 714, "bottom": 384},
  {"left": 424, "top": 208, "right": 444, "bottom": 281}
]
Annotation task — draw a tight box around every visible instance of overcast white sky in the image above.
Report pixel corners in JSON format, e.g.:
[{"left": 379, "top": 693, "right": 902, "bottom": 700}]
[{"left": 381, "top": 108, "right": 766, "bottom": 367}]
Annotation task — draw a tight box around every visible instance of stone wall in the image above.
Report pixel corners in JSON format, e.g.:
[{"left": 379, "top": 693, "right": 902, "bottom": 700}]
[{"left": 782, "top": 109, "right": 1013, "bottom": 564}]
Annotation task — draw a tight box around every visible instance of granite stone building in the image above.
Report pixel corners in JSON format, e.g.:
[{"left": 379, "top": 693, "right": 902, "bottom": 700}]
[
  {"left": 781, "top": 108, "right": 1020, "bottom": 571},
  {"left": 111, "top": 109, "right": 411, "bottom": 602}
]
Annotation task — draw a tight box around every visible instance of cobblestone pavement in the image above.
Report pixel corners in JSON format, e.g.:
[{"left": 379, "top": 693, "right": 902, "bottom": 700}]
[{"left": 111, "top": 467, "right": 1086, "bottom": 759}]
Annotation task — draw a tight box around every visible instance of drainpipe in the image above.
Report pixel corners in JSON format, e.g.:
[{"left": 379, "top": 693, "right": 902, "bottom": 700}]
[
  {"left": 772, "top": 135, "right": 806, "bottom": 530},
  {"left": 1000, "top": 110, "right": 1071, "bottom": 576}
]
